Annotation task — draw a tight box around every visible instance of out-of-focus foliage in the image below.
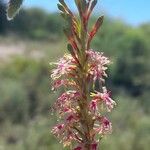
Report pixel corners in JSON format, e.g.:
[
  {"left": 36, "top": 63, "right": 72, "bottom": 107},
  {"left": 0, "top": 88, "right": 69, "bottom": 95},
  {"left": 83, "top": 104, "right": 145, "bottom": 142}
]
[
  {"left": 0, "top": 0, "right": 7, "bottom": 33},
  {"left": 0, "top": 58, "right": 51, "bottom": 123},
  {"left": 0, "top": 1, "right": 150, "bottom": 149},
  {"left": 0, "top": 2, "right": 64, "bottom": 40},
  {"left": 10, "top": 9, "right": 64, "bottom": 40}
]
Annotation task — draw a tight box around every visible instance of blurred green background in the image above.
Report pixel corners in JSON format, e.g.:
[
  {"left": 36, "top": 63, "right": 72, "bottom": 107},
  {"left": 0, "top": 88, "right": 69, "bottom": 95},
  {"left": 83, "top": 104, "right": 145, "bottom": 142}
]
[{"left": 0, "top": 1, "right": 150, "bottom": 150}]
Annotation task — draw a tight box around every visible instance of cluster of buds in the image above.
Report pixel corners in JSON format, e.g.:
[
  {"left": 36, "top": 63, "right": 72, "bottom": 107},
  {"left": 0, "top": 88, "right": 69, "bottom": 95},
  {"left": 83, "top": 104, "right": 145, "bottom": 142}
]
[{"left": 50, "top": 0, "right": 116, "bottom": 150}]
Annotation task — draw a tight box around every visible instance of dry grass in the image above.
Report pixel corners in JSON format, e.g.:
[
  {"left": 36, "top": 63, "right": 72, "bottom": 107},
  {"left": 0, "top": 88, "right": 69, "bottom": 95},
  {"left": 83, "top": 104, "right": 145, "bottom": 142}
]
[{"left": 0, "top": 36, "right": 66, "bottom": 62}]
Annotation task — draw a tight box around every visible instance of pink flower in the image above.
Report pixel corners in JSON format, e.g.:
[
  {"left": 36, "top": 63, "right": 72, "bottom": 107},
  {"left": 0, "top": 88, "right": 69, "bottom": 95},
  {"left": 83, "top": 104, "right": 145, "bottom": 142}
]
[
  {"left": 63, "top": 130, "right": 76, "bottom": 147},
  {"left": 89, "top": 99, "right": 98, "bottom": 114},
  {"left": 86, "top": 50, "right": 110, "bottom": 82},
  {"left": 52, "top": 123, "right": 79, "bottom": 147},
  {"left": 51, "top": 79, "right": 67, "bottom": 90},
  {"left": 58, "top": 90, "right": 80, "bottom": 102},
  {"left": 51, "top": 124, "right": 65, "bottom": 138},
  {"left": 65, "top": 111, "right": 79, "bottom": 125},
  {"left": 52, "top": 79, "right": 77, "bottom": 90},
  {"left": 100, "top": 117, "right": 112, "bottom": 134},
  {"left": 100, "top": 87, "right": 116, "bottom": 112},
  {"left": 74, "top": 144, "right": 85, "bottom": 150},
  {"left": 90, "top": 87, "right": 116, "bottom": 112},
  {"left": 74, "top": 147, "right": 82, "bottom": 150},
  {"left": 94, "top": 116, "right": 112, "bottom": 135},
  {"left": 51, "top": 54, "right": 76, "bottom": 80},
  {"left": 91, "top": 142, "right": 98, "bottom": 150},
  {"left": 74, "top": 142, "right": 98, "bottom": 150},
  {"left": 55, "top": 90, "right": 80, "bottom": 111}
]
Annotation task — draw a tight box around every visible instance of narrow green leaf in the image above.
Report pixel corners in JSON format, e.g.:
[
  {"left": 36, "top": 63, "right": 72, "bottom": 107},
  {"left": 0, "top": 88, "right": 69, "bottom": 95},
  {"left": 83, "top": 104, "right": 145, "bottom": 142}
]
[
  {"left": 87, "top": 16, "right": 104, "bottom": 49},
  {"left": 57, "top": 4, "right": 66, "bottom": 13},
  {"left": 7, "top": 0, "right": 24, "bottom": 20},
  {"left": 75, "top": 0, "right": 82, "bottom": 17},
  {"left": 87, "top": 0, "right": 97, "bottom": 20},
  {"left": 90, "top": 15, "right": 104, "bottom": 38},
  {"left": 90, "top": 0, "right": 97, "bottom": 11},
  {"left": 59, "top": 0, "right": 65, "bottom": 6},
  {"left": 81, "top": 0, "right": 87, "bottom": 12},
  {"left": 67, "top": 44, "right": 74, "bottom": 54}
]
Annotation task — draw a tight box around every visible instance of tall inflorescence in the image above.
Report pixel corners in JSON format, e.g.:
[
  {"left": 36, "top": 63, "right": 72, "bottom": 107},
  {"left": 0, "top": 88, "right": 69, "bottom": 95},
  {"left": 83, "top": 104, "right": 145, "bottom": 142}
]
[{"left": 50, "top": 0, "right": 116, "bottom": 150}]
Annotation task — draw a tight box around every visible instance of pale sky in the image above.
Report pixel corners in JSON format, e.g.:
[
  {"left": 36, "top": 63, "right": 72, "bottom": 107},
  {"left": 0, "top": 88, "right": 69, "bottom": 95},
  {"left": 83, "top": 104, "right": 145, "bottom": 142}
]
[{"left": 24, "top": 0, "right": 150, "bottom": 26}]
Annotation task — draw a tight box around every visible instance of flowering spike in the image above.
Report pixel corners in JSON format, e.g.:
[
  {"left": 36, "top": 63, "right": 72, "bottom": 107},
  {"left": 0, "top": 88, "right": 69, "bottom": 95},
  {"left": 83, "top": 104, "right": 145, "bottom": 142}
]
[{"left": 50, "top": 1, "right": 116, "bottom": 150}]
